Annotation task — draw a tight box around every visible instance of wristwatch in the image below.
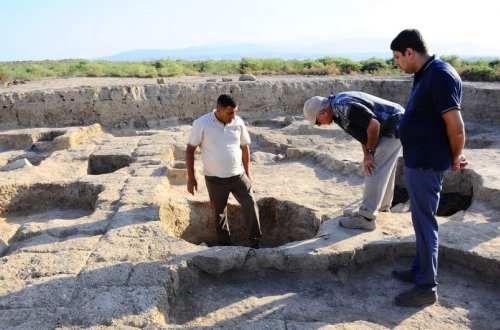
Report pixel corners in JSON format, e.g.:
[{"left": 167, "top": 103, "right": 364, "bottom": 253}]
[{"left": 367, "top": 148, "right": 376, "bottom": 156}]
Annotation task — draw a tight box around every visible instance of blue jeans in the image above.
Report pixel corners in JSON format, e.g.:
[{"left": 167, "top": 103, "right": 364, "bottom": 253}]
[{"left": 405, "top": 167, "right": 444, "bottom": 292}]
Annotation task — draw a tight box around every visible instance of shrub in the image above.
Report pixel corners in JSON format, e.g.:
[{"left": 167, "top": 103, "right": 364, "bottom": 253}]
[
  {"left": 153, "top": 60, "right": 165, "bottom": 69},
  {"left": 360, "top": 58, "right": 390, "bottom": 73},
  {"left": 257, "top": 59, "right": 287, "bottom": 74},
  {"left": 319, "top": 57, "right": 361, "bottom": 74},
  {"left": 157, "top": 61, "right": 184, "bottom": 77},
  {"left": 460, "top": 64, "right": 497, "bottom": 81},
  {"left": 283, "top": 60, "right": 303, "bottom": 74},
  {"left": 239, "top": 58, "right": 261, "bottom": 73},
  {"left": 199, "top": 60, "right": 217, "bottom": 73},
  {"left": 0, "top": 56, "right": 497, "bottom": 81},
  {"left": 0, "top": 66, "right": 14, "bottom": 82},
  {"left": 85, "top": 63, "right": 105, "bottom": 77},
  {"left": 489, "top": 59, "right": 500, "bottom": 68},
  {"left": 441, "top": 55, "right": 462, "bottom": 70},
  {"left": 198, "top": 60, "right": 238, "bottom": 74}
]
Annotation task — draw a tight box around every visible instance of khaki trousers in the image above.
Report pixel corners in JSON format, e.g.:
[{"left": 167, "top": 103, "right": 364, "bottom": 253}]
[{"left": 358, "top": 137, "right": 402, "bottom": 220}]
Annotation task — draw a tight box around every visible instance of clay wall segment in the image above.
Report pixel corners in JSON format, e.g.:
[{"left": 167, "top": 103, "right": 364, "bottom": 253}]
[{"left": 0, "top": 77, "right": 498, "bottom": 129}]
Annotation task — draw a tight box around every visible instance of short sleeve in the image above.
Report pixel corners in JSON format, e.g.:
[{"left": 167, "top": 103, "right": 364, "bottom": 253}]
[
  {"left": 187, "top": 118, "right": 203, "bottom": 146},
  {"left": 239, "top": 120, "right": 251, "bottom": 146},
  {"left": 348, "top": 102, "right": 375, "bottom": 130},
  {"left": 431, "top": 68, "right": 462, "bottom": 115}
]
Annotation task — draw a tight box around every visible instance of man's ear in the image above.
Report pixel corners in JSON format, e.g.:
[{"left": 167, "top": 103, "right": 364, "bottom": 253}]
[{"left": 405, "top": 48, "right": 413, "bottom": 57}]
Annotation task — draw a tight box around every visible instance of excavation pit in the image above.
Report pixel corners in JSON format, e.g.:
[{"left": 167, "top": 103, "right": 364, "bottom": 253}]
[
  {"left": 87, "top": 154, "right": 133, "bottom": 175},
  {"left": 167, "top": 256, "right": 500, "bottom": 328},
  {"left": 0, "top": 182, "right": 102, "bottom": 216},
  {"left": 392, "top": 167, "right": 475, "bottom": 216},
  {"left": 0, "top": 182, "right": 102, "bottom": 254},
  {"left": 466, "top": 136, "right": 495, "bottom": 149},
  {"left": 160, "top": 197, "right": 322, "bottom": 248},
  {"left": 166, "top": 161, "right": 188, "bottom": 185},
  {"left": 0, "top": 129, "right": 66, "bottom": 151},
  {"left": 250, "top": 118, "right": 289, "bottom": 128},
  {"left": 5, "top": 151, "right": 50, "bottom": 167},
  {"left": 37, "top": 130, "right": 65, "bottom": 142}
]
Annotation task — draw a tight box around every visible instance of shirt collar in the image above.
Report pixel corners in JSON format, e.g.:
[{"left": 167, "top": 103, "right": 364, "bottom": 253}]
[
  {"left": 415, "top": 54, "right": 436, "bottom": 79},
  {"left": 210, "top": 110, "right": 225, "bottom": 126},
  {"left": 325, "top": 94, "right": 338, "bottom": 117}
]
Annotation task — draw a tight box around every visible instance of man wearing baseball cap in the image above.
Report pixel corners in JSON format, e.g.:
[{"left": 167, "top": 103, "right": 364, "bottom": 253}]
[{"left": 303, "top": 91, "right": 404, "bottom": 230}]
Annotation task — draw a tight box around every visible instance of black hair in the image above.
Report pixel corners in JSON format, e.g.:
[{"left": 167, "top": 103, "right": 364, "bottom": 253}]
[
  {"left": 390, "top": 29, "right": 428, "bottom": 55},
  {"left": 217, "top": 94, "right": 237, "bottom": 108}
]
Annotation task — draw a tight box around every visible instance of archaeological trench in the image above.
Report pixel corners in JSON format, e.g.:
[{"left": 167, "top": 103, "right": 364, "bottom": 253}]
[{"left": 0, "top": 76, "right": 499, "bottom": 329}]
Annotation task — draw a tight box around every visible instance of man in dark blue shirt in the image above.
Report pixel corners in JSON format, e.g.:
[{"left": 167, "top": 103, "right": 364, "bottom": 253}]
[
  {"left": 304, "top": 91, "right": 404, "bottom": 230},
  {"left": 390, "top": 29, "right": 468, "bottom": 307}
]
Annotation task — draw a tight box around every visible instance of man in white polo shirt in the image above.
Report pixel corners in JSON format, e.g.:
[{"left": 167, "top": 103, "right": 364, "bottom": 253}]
[{"left": 185, "top": 94, "right": 262, "bottom": 248}]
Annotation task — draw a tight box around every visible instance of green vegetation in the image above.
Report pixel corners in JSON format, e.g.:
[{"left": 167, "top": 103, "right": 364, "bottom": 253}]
[{"left": 1, "top": 56, "right": 499, "bottom": 83}]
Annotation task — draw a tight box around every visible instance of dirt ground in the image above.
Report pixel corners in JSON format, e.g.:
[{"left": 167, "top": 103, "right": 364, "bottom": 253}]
[
  {"left": 169, "top": 258, "right": 498, "bottom": 329},
  {"left": 159, "top": 116, "right": 500, "bottom": 329},
  {"left": 0, "top": 77, "right": 499, "bottom": 329}
]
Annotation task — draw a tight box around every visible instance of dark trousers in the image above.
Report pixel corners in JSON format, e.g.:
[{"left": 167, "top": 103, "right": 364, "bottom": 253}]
[
  {"left": 205, "top": 173, "right": 262, "bottom": 244},
  {"left": 405, "top": 167, "right": 444, "bottom": 292}
]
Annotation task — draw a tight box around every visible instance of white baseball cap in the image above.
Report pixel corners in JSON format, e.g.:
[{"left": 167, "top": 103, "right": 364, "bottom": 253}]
[{"left": 303, "top": 96, "right": 327, "bottom": 128}]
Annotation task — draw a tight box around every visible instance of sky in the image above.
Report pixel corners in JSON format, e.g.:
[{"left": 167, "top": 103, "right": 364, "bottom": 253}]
[{"left": 1, "top": 0, "right": 499, "bottom": 61}]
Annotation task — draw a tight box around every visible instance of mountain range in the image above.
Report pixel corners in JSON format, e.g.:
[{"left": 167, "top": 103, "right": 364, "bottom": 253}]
[{"left": 96, "top": 38, "right": 499, "bottom": 62}]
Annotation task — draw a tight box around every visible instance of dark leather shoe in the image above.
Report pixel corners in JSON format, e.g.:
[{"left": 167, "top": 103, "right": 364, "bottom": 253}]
[
  {"left": 392, "top": 269, "right": 415, "bottom": 283},
  {"left": 250, "top": 238, "right": 260, "bottom": 250},
  {"left": 395, "top": 287, "right": 437, "bottom": 307},
  {"left": 218, "top": 240, "right": 231, "bottom": 246},
  {"left": 250, "top": 239, "right": 260, "bottom": 249}
]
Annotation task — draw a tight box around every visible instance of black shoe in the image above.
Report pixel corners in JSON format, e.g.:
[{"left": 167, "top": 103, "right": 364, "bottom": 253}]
[
  {"left": 250, "top": 239, "right": 260, "bottom": 249},
  {"left": 218, "top": 240, "right": 231, "bottom": 246},
  {"left": 395, "top": 287, "right": 437, "bottom": 307},
  {"left": 392, "top": 269, "right": 415, "bottom": 283}
]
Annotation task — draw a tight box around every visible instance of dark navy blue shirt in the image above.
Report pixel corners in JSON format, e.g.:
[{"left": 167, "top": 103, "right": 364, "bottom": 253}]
[
  {"left": 399, "top": 55, "right": 463, "bottom": 171},
  {"left": 322, "top": 91, "right": 405, "bottom": 145}
]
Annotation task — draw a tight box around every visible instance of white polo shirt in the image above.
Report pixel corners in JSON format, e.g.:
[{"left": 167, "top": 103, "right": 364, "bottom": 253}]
[{"left": 187, "top": 110, "right": 251, "bottom": 178}]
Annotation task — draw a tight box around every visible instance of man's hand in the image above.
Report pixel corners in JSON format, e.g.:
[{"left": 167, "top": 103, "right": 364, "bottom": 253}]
[
  {"left": 185, "top": 144, "right": 198, "bottom": 195},
  {"left": 187, "top": 177, "right": 198, "bottom": 195},
  {"left": 451, "top": 153, "right": 468, "bottom": 171},
  {"left": 363, "top": 153, "right": 376, "bottom": 176},
  {"left": 443, "top": 109, "right": 466, "bottom": 172},
  {"left": 363, "top": 118, "right": 379, "bottom": 176}
]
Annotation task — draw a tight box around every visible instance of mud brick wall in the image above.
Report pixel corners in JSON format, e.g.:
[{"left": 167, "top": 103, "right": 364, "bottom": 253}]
[{"left": 0, "top": 78, "right": 498, "bottom": 129}]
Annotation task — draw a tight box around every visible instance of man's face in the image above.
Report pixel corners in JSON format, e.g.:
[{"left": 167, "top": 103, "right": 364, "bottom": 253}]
[
  {"left": 216, "top": 105, "right": 237, "bottom": 124},
  {"left": 393, "top": 50, "right": 413, "bottom": 74},
  {"left": 316, "top": 110, "right": 327, "bottom": 126},
  {"left": 315, "top": 109, "right": 330, "bottom": 126}
]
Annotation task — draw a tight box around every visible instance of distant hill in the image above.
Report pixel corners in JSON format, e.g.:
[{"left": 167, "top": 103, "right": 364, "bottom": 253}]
[
  {"left": 96, "top": 44, "right": 391, "bottom": 62},
  {"left": 96, "top": 39, "right": 499, "bottom": 62}
]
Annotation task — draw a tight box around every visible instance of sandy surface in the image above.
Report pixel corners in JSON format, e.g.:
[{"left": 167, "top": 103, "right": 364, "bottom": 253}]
[
  {"left": 2, "top": 75, "right": 498, "bottom": 94},
  {"left": 0, "top": 77, "right": 498, "bottom": 329}
]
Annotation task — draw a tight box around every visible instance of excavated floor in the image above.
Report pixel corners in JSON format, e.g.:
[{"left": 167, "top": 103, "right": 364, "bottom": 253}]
[
  {"left": 168, "top": 257, "right": 499, "bottom": 329},
  {"left": 0, "top": 114, "right": 498, "bottom": 329}
]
